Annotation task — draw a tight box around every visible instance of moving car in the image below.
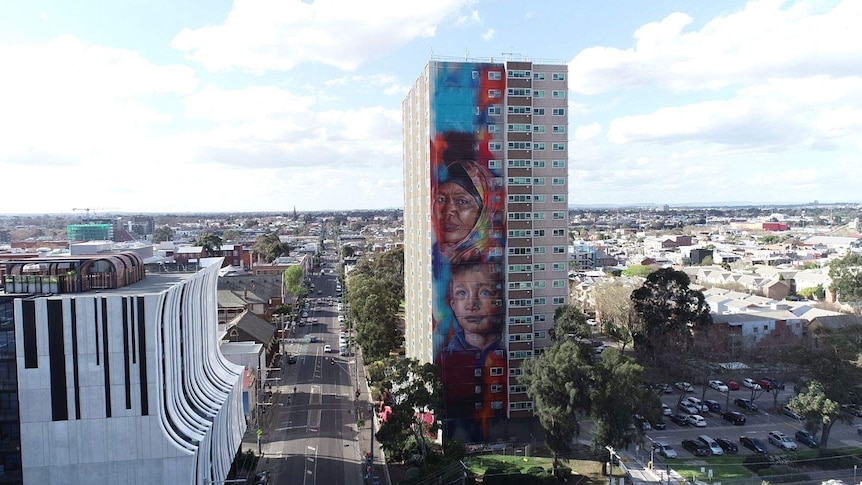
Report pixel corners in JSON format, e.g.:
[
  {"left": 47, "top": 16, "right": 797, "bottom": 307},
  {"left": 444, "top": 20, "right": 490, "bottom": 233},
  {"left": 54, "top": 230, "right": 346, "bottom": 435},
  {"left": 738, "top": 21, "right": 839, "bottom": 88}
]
[
  {"left": 697, "top": 435, "right": 723, "bottom": 455},
  {"left": 716, "top": 438, "right": 738, "bottom": 454},
  {"left": 709, "top": 380, "right": 730, "bottom": 392},
  {"left": 794, "top": 430, "right": 818, "bottom": 448},
  {"left": 739, "top": 436, "right": 768, "bottom": 454},
  {"left": 323, "top": 344, "right": 332, "bottom": 353},
  {"left": 654, "top": 441, "right": 677, "bottom": 459},
  {"left": 735, "top": 398, "right": 758, "bottom": 411},
  {"left": 254, "top": 470, "right": 270, "bottom": 485},
  {"left": 675, "top": 381, "right": 694, "bottom": 392},
  {"left": 722, "top": 411, "right": 747, "bottom": 425},
  {"left": 661, "top": 404, "right": 673, "bottom": 416},
  {"left": 742, "top": 378, "right": 761, "bottom": 390},
  {"left": 633, "top": 414, "right": 651, "bottom": 431},
  {"left": 681, "top": 439, "right": 710, "bottom": 456},
  {"left": 670, "top": 413, "right": 689, "bottom": 426},
  {"left": 727, "top": 380, "right": 740, "bottom": 390},
  {"left": 687, "top": 414, "right": 707, "bottom": 427},
  {"left": 768, "top": 431, "right": 797, "bottom": 451}
]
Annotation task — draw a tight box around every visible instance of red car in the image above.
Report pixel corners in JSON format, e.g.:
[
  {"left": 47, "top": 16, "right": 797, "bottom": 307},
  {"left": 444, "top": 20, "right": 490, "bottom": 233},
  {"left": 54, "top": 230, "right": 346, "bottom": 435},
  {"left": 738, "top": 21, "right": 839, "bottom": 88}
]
[{"left": 727, "top": 380, "right": 740, "bottom": 391}]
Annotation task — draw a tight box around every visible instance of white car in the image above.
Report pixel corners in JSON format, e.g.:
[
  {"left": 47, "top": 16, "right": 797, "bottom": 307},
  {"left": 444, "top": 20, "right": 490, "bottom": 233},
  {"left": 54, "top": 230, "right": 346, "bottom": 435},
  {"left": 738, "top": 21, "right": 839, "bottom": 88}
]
[
  {"left": 654, "top": 441, "right": 677, "bottom": 459},
  {"left": 709, "top": 380, "right": 729, "bottom": 392},
  {"left": 662, "top": 404, "right": 673, "bottom": 416},
  {"left": 679, "top": 402, "right": 699, "bottom": 414},
  {"left": 683, "top": 397, "right": 708, "bottom": 413},
  {"left": 337, "top": 315, "right": 345, "bottom": 322},
  {"left": 687, "top": 414, "right": 707, "bottom": 427},
  {"left": 742, "top": 378, "right": 761, "bottom": 390},
  {"left": 675, "top": 381, "right": 694, "bottom": 392},
  {"left": 323, "top": 345, "right": 332, "bottom": 353},
  {"left": 768, "top": 431, "right": 798, "bottom": 451}
]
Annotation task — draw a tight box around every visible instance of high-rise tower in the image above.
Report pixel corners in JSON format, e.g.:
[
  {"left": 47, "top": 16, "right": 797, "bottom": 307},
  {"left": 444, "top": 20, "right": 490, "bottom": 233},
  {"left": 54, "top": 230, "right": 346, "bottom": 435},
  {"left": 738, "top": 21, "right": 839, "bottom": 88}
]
[{"left": 403, "top": 58, "right": 569, "bottom": 442}]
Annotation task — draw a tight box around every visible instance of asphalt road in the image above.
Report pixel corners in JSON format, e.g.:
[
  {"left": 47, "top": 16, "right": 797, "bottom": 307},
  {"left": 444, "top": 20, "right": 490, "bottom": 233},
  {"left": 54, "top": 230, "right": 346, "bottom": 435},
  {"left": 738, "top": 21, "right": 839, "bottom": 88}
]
[{"left": 256, "top": 264, "right": 367, "bottom": 485}]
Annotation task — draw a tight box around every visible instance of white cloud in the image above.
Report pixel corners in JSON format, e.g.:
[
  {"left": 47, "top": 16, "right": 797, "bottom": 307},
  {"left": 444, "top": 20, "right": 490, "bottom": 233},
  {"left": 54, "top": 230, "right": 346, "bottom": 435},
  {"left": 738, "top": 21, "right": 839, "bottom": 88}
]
[
  {"left": 0, "top": 36, "right": 197, "bottom": 167},
  {"left": 172, "top": 0, "right": 477, "bottom": 72},
  {"left": 568, "top": 0, "right": 862, "bottom": 95},
  {"left": 481, "top": 28, "right": 495, "bottom": 41},
  {"left": 573, "top": 122, "right": 603, "bottom": 141}
]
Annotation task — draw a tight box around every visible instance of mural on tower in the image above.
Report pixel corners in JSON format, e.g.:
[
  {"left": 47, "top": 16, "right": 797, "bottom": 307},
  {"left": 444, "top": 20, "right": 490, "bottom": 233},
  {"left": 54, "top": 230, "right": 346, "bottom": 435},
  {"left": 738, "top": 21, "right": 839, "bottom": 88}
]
[{"left": 429, "top": 61, "right": 508, "bottom": 442}]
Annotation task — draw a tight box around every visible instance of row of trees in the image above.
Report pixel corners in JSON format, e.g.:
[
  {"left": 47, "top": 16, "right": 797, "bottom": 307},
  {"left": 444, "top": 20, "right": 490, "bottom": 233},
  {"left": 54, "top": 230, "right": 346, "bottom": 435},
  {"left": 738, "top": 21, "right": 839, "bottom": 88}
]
[{"left": 348, "top": 248, "right": 405, "bottom": 362}]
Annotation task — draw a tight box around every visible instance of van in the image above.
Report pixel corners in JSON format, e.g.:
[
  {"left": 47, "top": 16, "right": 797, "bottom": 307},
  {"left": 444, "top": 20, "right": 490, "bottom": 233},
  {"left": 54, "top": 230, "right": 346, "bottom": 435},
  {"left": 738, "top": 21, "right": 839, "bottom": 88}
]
[{"left": 697, "top": 435, "right": 723, "bottom": 456}]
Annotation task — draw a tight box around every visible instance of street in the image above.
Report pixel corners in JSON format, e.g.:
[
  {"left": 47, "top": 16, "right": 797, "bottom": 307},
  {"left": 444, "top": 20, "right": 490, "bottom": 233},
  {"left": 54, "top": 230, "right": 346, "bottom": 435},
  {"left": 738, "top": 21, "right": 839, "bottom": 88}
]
[{"left": 247, "top": 261, "right": 380, "bottom": 485}]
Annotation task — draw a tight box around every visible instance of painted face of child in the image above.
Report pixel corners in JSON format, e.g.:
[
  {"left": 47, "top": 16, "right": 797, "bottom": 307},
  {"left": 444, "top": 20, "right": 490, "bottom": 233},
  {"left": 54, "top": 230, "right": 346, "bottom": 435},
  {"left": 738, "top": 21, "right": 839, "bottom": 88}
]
[
  {"left": 449, "top": 264, "right": 501, "bottom": 335},
  {"left": 435, "top": 181, "right": 480, "bottom": 245}
]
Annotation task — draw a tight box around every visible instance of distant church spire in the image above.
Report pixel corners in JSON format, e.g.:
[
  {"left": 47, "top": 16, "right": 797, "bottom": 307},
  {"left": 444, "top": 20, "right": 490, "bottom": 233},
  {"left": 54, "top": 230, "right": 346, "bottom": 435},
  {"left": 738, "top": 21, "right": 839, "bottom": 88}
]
[{"left": 293, "top": 205, "right": 297, "bottom": 220}]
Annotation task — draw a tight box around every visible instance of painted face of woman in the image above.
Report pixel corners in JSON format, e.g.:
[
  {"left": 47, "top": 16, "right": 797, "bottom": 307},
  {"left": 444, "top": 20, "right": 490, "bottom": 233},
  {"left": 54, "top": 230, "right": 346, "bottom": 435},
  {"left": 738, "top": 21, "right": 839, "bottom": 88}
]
[{"left": 435, "top": 181, "right": 480, "bottom": 245}]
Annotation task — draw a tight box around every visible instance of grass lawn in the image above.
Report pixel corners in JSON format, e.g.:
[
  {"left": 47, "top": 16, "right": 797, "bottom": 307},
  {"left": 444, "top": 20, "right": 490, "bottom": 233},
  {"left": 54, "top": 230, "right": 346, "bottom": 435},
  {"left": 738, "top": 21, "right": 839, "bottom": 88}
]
[
  {"left": 465, "top": 455, "right": 621, "bottom": 484},
  {"left": 670, "top": 454, "right": 751, "bottom": 482}
]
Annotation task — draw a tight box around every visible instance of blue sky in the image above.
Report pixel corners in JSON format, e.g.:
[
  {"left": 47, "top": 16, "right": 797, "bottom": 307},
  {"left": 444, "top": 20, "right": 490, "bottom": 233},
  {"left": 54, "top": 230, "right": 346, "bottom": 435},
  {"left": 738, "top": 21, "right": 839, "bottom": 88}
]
[{"left": 1, "top": 0, "right": 860, "bottom": 214}]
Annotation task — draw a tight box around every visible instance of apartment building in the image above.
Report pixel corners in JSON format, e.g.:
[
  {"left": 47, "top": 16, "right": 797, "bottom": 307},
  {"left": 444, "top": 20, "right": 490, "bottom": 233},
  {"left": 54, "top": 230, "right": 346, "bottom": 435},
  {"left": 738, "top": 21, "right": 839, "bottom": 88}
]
[
  {"left": 403, "top": 57, "right": 569, "bottom": 443},
  {"left": 9, "top": 256, "right": 245, "bottom": 484}
]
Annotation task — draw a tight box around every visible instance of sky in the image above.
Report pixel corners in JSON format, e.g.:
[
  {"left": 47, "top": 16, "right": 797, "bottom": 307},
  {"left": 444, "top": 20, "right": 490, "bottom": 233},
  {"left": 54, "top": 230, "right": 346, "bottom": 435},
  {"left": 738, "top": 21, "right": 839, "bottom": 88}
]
[{"left": 1, "top": 0, "right": 860, "bottom": 214}]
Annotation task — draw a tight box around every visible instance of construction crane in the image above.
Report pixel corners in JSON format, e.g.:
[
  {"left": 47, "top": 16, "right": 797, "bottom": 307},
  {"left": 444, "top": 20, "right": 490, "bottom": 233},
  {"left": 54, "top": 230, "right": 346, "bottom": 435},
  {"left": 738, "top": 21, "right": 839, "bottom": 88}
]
[{"left": 72, "top": 208, "right": 94, "bottom": 218}]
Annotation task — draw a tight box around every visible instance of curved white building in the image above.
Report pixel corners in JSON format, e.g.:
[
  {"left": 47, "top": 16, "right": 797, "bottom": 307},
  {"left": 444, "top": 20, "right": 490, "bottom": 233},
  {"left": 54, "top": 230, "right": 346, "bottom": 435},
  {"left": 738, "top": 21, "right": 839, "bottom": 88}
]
[{"left": 14, "top": 258, "right": 245, "bottom": 484}]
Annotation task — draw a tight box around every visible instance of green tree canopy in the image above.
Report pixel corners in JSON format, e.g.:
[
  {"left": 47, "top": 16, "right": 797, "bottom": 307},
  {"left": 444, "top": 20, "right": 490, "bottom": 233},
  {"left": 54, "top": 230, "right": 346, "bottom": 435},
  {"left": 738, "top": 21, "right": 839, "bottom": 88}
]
[
  {"left": 828, "top": 252, "right": 862, "bottom": 303},
  {"left": 253, "top": 233, "right": 290, "bottom": 263},
  {"left": 520, "top": 339, "right": 592, "bottom": 469},
  {"left": 621, "top": 264, "right": 653, "bottom": 278},
  {"left": 153, "top": 225, "right": 173, "bottom": 244},
  {"left": 550, "top": 304, "right": 589, "bottom": 341},
  {"left": 283, "top": 265, "right": 306, "bottom": 298},
  {"left": 195, "top": 233, "right": 223, "bottom": 257},
  {"left": 630, "top": 268, "right": 712, "bottom": 368},
  {"left": 348, "top": 248, "right": 405, "bottom": 361}
]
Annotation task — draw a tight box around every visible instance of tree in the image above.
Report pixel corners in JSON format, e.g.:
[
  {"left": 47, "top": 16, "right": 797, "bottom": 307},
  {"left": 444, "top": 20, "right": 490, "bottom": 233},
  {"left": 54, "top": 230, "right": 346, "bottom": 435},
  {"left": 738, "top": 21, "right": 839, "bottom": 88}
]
[
  {"left": 222, "top": 229, "right": 240, "bottom": 242},
  {"left": 375, "top": 358, "right": 444, "bottom": 463},
  {"left": 630, "top": 268, "right": 712, "bottom": 368},
  {"left": 342, "top": 245, "right": 355, "bottom": 258},
  {"left": 590, "top": 348, "right": 660, "bottom": 450},
  {"left": 519, "top": 340, "right": 592, "bottom": 471},
  {"left": 828, "top": 252, "right": 862, "bottom": 303},
  {"left": 621, "top": 265, "right": 653, "bottom": 278},
  {"left": 784, "top": 323, "right": 862, "bottom": 450},
  {"left": 592, "top": 278, "right": 640, "bottom": 351},
  {"left": 699, "top": 255, "right": 714, "bottom": 266},
  {"left": 153, "top": 225, "right": 173, "bottom": 243},
  {"left": 283, "top": 265, "right": 306, "bottom": 298},
  {"left": 348, "top": 248, "right": 405, "bottom": 361},
  {"left": 253, "top": 233, "right": 290, "bottom": 263},
  {"left": 550, "top": 304, "right": 589, "bottom": 341},
  {"left": 195, "top": 233, "right": 223, "bottom": 257},
  {"left": 797, "top": 285, "right": 825, "bottom": 300},
  {"left": 786, "top": 380, "right": 842, "bottom": 450}
]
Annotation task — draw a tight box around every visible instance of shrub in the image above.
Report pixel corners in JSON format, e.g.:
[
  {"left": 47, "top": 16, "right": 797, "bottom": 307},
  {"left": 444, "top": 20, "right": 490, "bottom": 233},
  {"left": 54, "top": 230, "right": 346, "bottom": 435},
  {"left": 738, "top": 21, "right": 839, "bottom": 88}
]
[
  {"left": 743, "top": 453, "right": 770, "bottom": 473},
  {"left": 811, "top": 449, "right": 862, "bottom": 470}
]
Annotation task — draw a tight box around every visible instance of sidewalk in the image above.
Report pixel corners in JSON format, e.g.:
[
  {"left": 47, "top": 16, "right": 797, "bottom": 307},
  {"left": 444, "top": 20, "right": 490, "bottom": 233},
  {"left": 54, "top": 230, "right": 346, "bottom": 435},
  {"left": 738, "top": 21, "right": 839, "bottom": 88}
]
[
  {"left": 353, "top": 347, "right": 391, "bottom": 485},
  {"left": 617, "top": 450, "right": 687, "bottom": 485}
]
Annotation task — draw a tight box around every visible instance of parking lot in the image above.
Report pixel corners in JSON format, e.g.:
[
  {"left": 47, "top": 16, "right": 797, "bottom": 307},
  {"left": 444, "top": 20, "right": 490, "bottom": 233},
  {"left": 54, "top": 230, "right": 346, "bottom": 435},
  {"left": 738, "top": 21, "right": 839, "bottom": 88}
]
[{"left": 641, "top": 380, "right": 862, "bottom": 464}]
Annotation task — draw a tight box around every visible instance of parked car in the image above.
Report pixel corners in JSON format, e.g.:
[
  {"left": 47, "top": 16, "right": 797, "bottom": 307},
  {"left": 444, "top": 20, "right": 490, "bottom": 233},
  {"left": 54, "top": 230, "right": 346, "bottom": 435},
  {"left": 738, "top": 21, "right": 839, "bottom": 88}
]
[
  {"left": 662, "top": 404, "right": 673, "bottom": 416},
  {"left": 857, "top": 426, "right": 862, "bottom": 436},
  {"left": 687, "top": 414, "right": 707, "bottom": 427},
  {"left": 683, "top": 396, "right": 708, "bottom": 412},
  {"left": 742, "top": 378, "right": 762, "bottom": 390},
  {"left": 675, "top": 381, "right": 695, "bottom": 392},
  {"left": 654, "top": 441, "right": 677, "bottom": 459},
  {"left": 716, "top": 438, "right": 739, "bottom": 454},
  {"left": 763, "top": 377, "right": 785, "bottom": 390},
  {"left": 782, "top": 405, "right": 803, "bottom": 421},
  {"left": 633, "top": 414, "right": 651, "bottom": 431},
  {"left": 768, "top": 431, "right": 798, "bottom": 451},
  {"left": 722, "top": 411, "right": 747, "bottom": 425},
  {"left": 739, "top": 436, "right": 769, "bottom": 454},
  {"left": 678, "top": 402, "right": 699, "bottom": 414},
  {"left": 709, "top": 380, "right": 729, "bottom": 392},
  {"left": 795, "top": 430, "right": 819, "bottom": 448},
  {"left": 759, "top": 379, "right": 772, "bottom": 391},
  {"left": 735, "top": 398, "right": 758, "bottom": 411},
  {"left": 656, "top": 383, "right": 673, "bottom": 394},
  {"left": 841, "top": 404, "right": 862, "bottom": 418},
  {"left": 727, "top": 380, "right": 740, "bottom": 390},
  {"left": 697, "top": 435, "right": 723, "bottom": 455},
  {"left": 704, "top": 399, "right": 721, "bottom": 413},
  {"left": 254, "top": 470, "right": 270, "bottom": 485},
  {"left": 670, "top": 413, "right": 689, "bottom": 426},
  {"left": 681, "top": 439, "right": 710, "bottom": 457}
]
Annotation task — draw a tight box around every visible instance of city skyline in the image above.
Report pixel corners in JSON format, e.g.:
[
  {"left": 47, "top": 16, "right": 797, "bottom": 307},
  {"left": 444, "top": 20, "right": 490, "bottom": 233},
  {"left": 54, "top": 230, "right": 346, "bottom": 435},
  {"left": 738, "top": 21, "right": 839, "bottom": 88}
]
[{"left": 2, "top": 0, "right": 860, "bottom": 214}]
